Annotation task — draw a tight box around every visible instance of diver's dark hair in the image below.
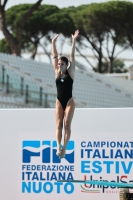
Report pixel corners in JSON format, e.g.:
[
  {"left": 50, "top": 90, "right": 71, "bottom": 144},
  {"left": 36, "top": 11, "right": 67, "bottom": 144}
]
[{"left": 58, "top": 56, "right": 68, "bottom": 65}]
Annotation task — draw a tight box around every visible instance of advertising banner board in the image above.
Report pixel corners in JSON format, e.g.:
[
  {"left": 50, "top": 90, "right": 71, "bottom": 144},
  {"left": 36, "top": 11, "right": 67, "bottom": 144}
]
[{"left": 0, "top": 108, "right": 133, "bottom": 200}]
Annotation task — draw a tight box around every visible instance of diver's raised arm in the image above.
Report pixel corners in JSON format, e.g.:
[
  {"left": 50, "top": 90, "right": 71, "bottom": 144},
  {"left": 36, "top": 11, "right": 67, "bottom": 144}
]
[
  {"left": 70, "top": 30, "right": 79, "bottom": 70},
  {"left": 52, "top": 34, "right": 59, "bottom": 71}
]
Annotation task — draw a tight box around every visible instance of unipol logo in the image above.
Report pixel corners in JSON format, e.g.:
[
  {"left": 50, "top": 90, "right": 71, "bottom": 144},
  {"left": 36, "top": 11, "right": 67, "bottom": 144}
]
[{"left": 22, "top": 140, "right": 74, "bottom": 163}]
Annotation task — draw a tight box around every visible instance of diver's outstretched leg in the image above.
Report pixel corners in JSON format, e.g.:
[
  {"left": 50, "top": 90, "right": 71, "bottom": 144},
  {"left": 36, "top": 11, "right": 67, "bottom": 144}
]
[
  {"left": 60, "top": 98, "right": 75, "bottom": 158},
  {"left": 55, "top": 99, "right": 64, "bottom": 156}
]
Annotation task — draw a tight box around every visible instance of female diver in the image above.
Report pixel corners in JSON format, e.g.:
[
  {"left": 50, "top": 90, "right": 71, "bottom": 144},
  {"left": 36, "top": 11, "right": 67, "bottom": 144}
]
[{"left": 52, "top": 30, "right": 79, "bottom": 158}]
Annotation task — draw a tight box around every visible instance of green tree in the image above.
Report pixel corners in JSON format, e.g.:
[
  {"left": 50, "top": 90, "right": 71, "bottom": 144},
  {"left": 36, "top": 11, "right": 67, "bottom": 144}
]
[
  {"left": 0, "top": 0, "right": 43, "bottom": 56},
  {"left": 18, "top": 4, "right": 59, "bottom": 59},
  {"left": 122, "top": 2, "right": 133, "bottom": 51},
  {"left": 94, "top": 59, "right": 128, "bottom": 73},
  {"left": 0, "top": 38, "right": 11, "bottom": 53},
  {"left": 4, "top": 4, "right": 75, "bottom": 60},
  {"left": 99, "top": 1, "right": 131, "bottom": 73},
  {"left": 72, "top": 2, "right": 132, "bottom": 73},
  {"left": 72, "top": 4, "right": 107, "bottom": 73}
]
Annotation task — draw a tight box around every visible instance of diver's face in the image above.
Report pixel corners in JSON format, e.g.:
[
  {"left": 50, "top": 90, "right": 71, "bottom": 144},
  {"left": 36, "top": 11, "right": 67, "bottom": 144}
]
[{"left": 58, "top": 60, "right": 67, "bottom": 72}]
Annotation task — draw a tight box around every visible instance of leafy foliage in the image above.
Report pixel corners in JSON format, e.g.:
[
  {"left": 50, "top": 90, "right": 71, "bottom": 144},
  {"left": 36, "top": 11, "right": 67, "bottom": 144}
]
[
  {"left": 94, "top": 59, "right": 128, "bottom": 73},
  {"left": 1, "top": 2, "right": 133, "bottom": 73},
  {"left": 0, "top": 38, "right": 11, "bottom": 53}
]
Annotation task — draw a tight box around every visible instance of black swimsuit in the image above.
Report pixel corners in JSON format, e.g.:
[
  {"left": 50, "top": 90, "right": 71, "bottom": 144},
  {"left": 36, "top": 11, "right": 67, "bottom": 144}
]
[{"left": 55, "top": 70, "right": 73, "bottom": 111}]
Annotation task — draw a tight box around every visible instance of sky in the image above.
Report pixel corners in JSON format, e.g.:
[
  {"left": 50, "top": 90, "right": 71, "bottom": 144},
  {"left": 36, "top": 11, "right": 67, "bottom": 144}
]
[
  {"left": 5, "top": 0, "right": 133, "bottom": 9},
  {"left": 5, "top": 0, "right": 116, "bottom": 9},
  {"left": 1, "top": 0, "right": 133, "bottom": 68}
]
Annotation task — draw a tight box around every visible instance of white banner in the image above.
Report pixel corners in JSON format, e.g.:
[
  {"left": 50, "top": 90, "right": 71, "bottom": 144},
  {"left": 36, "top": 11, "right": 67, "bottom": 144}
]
[{"left": 0, "top": 108, "right": 133, "bottom": 200}]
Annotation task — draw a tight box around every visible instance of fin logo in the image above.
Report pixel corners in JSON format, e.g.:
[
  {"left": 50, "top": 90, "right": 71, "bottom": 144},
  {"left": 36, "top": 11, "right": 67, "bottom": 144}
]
[{"left": 22, "top": 140, "right": 74, "bottom": 163}]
